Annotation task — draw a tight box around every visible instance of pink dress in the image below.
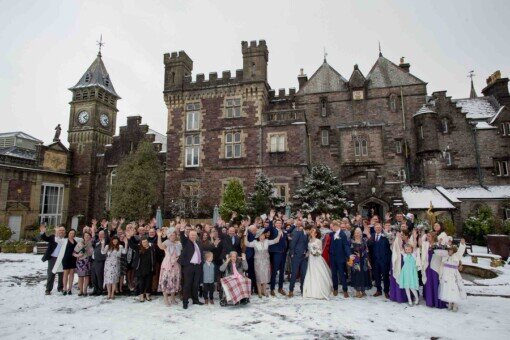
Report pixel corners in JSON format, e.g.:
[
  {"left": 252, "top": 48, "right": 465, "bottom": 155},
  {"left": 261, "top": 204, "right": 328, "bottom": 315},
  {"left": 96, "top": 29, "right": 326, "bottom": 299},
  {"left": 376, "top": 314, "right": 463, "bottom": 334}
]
[{"left": 158, "top": 240, "right": 182, "bottom": 294}]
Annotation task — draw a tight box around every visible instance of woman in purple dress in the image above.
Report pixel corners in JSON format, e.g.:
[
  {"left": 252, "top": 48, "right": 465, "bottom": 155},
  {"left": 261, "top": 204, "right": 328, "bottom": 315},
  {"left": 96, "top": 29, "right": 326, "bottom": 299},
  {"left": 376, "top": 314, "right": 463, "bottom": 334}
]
[
  {"left": 389, "top": 230, "right": 409, "bottom": 303},
  {"left": 422, "top": 232, "right": 447, "bottom": 308}
]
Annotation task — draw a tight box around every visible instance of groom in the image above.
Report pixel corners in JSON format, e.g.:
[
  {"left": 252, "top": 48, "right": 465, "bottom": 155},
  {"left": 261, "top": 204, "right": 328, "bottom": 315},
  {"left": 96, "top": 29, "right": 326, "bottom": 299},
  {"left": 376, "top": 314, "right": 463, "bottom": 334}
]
[
  {"left": 329, "top": 219, "right": 351, "bottom": 298},
  {"left": 288, "top": 219, "right": 310, "bottom": 297}
]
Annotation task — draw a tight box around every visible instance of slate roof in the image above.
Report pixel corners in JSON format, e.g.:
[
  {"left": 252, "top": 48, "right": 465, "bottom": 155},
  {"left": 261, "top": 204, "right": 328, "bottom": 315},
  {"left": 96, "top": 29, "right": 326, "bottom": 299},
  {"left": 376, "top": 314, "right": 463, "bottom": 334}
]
[
  {"left": 453, "top": 97, "right": 499, "bottom": 120},
  {"left": 0, "top": 146, "right": 37, "bottom": 160},
  {"left": 366, "top": 56, "right": 425, "bottom": 89},
  {"left": 0, "top": 131, "right": 42, "bottom": 143},
  {"left": 348, "top": 65, "right": 366, "bottom": 88},
  {"left": 69, "top": 53, "right": 120, "bottom": 98},
  {"left": 147, "top": 129, "right": 167, "bottom": 153},
  {"left": 413, "top": 104, "right": 436, "bottom": 117},
  {"left": 298, "top": 61, "right": 348, "bottom": 94}
]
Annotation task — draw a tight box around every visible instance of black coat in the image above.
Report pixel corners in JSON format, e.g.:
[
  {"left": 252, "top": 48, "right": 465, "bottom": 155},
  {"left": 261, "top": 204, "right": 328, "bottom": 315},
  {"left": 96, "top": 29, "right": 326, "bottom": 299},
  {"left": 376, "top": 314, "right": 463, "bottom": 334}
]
[
  {"left": 220, "top": 234, "right": 242, "bottom": 259},
  {"left": 40, "top": 233, "right": 58, "bottom": 262},
  {"left": 128, "top": 237, "right": 155, "bottom": 275},
  {"left": 179, "top": 231, "right": 203, "bottom": 266}
]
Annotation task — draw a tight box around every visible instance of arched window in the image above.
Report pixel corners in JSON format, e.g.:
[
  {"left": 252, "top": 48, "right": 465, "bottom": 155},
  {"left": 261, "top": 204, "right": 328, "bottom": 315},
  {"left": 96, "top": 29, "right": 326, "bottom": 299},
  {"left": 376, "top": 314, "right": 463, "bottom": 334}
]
[
  {"left": 320, "top": 98, "right": 327, "bottom": 117},
  {"left": 442, "top": 118, "right": 449, "bottom": 133},
  {"left": 389, "top": 94, "right": 398, "bottom": 112},
  {"left": 354, "top": 137, "right": 368, "bottom": 156}
]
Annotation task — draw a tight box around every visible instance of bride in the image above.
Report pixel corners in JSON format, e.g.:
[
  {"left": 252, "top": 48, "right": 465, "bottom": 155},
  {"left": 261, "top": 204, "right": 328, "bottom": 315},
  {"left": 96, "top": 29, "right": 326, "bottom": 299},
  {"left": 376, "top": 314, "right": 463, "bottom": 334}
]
[{"left": 303, "top": 228, "right": 333, "bottom": 299}]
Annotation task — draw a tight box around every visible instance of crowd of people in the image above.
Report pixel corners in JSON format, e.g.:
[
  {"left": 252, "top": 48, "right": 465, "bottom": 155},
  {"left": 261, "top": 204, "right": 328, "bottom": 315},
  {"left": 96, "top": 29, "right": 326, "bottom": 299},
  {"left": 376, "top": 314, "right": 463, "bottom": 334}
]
[{"left": 39, "top": 209, "right": 467, "bottom": 311}]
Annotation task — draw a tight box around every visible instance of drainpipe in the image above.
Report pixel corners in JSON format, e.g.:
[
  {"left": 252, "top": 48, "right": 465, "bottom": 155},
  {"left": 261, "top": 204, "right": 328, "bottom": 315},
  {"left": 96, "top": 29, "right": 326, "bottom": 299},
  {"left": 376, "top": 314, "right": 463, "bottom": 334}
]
[
  {"left": 400, "top": 86, "right": 410, "bottom": 182},
  {"left": 470, "top": 122, "right": 485, "bottom": 187},
  {"left": 303, "top": 108, "right": 312, "bottom": 170}
]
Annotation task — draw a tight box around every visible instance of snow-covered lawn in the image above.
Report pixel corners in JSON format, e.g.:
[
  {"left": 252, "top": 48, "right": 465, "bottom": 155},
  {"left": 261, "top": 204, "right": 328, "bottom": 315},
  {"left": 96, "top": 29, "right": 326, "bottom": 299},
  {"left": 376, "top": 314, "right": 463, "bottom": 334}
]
[{"left": 0, "top": 253, "right": 509, "bottom": 340}]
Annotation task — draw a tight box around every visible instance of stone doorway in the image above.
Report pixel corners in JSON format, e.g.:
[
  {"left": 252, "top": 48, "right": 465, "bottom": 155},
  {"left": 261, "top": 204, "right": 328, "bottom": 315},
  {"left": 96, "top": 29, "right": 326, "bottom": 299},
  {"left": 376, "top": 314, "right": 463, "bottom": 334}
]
[{"left": 358, "top": 197, "right": 389, "bottom": 220}]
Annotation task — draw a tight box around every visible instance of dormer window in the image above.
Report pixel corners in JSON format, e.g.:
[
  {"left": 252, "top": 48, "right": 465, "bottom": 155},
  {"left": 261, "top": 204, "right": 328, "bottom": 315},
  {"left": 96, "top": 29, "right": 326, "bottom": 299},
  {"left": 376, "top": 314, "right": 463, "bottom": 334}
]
[
  {"left": 84, "top": 72, "right": 91, "bottom": 83},
  {"left": 104, "top": 76, "right": 110, "bottom": 87},
  {"left": 442, "top": 118, "right": 449, "bottom": 134},
  {"left": 320, "top": 98, "right": 327, "bottom": 117}
]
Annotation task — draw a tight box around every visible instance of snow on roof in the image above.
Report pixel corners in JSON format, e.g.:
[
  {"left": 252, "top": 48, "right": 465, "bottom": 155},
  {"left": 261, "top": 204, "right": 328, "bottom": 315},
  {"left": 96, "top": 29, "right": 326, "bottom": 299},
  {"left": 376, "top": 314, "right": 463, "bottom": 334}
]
[
  {"left": 0, "top": 131, "right": 43, "bottom": 143},
  {"left": 443, "top": 186, "right": 510, "bottom": 200},
  {"left": 453, "top": 97, "right": 498, "bottom": 120},
  {"left": 436, "top": 186, "right": 461, "bottom": 203},
  {"left": 147, "top": 129, "right": 167, "bottom": 152},
  {"left": 489, "top": 106, "right": 506, "bottom": 124},
  {"left": 475, "top": 121, "right": 497, "bottom": 130},
  {"left": 0, "top": 146, "right": 37, "bottom": 160},
  {"left": 402, "top": 186, "right": 455, "bottom": 209},
  {"left": 413, "top": 104, "right": 436, "bottom": 117}
]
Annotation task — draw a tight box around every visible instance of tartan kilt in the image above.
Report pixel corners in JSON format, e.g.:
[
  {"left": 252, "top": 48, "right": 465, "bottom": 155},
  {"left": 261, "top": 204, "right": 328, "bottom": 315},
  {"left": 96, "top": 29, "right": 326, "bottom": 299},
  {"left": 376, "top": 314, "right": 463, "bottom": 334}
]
[{"left": 220, "top": 275, "right": 251, "bottom": 304}]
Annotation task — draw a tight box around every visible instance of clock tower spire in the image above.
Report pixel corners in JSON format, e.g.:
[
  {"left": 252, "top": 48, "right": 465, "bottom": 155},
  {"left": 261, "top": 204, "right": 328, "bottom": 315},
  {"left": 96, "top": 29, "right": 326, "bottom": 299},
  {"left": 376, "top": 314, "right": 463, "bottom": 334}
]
[{"left": 67, "top": 42, "right": 120, "bottom": 224}]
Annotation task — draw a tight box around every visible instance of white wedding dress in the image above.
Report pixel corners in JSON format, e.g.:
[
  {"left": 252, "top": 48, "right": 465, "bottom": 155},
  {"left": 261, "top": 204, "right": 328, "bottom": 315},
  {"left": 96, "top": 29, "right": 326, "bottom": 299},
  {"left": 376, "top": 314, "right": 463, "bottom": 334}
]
[{"left": 302, "top": 238, "right": 333, "bottom": 299}]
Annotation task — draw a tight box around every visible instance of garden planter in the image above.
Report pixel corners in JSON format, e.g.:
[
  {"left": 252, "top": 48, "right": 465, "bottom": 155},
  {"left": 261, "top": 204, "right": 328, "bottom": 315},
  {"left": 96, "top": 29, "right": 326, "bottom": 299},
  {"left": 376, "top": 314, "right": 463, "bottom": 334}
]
[
  {"left": 486, "top": 234, "right": 510, "bottom": 260},
  {"left": 1, "top": 244, "right": 17, "bottom": 253}
]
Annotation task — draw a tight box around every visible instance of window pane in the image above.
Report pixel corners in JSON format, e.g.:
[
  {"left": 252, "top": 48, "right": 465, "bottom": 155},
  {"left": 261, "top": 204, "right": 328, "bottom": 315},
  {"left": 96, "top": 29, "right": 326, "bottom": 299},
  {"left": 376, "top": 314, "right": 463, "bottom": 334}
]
[
  {"left": 193, "top": 135, "right": 200, "bottom": 145},
  {"left": 226, "top": 99, "right": 233, "bottom": 106},
  {"left": 234, "top": 107, "right": 241, "bottom": 117},
  {"left": 186, "top": 136, "right": 192, "bottom": 145},
  {"left": 234, "top": 144, "right": 241, "bottom": 157},
  {"left": 234, "top": 132, "right": 241, "bottom": 143},
  {"left": 193, "top": 146, "right": 199, "bottom": 165},
  {"left": 226, "top": 108, "right": 232, "bottom": 118},
  {"left": 226, "top": 145, "right": 233, "bottom": 158},
  {"left": 270, "top": 136, "right": 277, "bottom": 151},
  {"left": 355, "top": 140, "right": 360, "bottom": 156},
  {"left": 278, "top": 136, "right": 285, "bottom": 151},
  {"left": 234, "top": 98, "right": 241, "bottom": 106},
  {"left": 361, "top": 140, "right": 368, "bottom": 155}
]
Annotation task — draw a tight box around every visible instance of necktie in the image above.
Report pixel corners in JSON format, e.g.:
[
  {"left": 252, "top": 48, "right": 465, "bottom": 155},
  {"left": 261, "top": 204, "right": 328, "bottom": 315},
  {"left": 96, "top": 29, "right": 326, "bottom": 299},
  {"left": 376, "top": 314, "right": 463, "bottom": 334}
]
[
  {"left": 376, "top": 234, "right": 380, "bottom": 242},
  {"left": 232, "top": 236, "right": 235, "bottom": 245},
  {"left": 194, "top": 242, "right": 201, "bottom": 264}
]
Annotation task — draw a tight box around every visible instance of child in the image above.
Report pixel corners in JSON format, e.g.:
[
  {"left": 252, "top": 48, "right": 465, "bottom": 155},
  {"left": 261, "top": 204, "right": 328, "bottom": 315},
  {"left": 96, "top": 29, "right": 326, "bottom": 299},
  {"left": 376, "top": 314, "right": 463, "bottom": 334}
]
[
  {"left": 202, "top": 251, "right": 216, "bottom": 305},
  {"left": 398, "top": 240, "right": 420, "bottom": 306},
  {"left": 438, "top": 239, "right": 467, "bottom": 312}
]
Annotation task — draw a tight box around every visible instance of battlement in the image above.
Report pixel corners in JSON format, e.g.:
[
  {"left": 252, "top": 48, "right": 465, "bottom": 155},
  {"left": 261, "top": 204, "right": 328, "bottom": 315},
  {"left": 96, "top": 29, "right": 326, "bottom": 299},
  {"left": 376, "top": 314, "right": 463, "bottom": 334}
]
[
  {"left": 179, "top": 69, "right": 244, "bottom": 89},
  {"left": 242, "top": 40, "right": 268, "bottom": 60},
  {"left": 164, "top": 51, "right": 193, "bottom": 66},
  {"left": 269, "top": 87, "right": 297, "bottom": 101}
]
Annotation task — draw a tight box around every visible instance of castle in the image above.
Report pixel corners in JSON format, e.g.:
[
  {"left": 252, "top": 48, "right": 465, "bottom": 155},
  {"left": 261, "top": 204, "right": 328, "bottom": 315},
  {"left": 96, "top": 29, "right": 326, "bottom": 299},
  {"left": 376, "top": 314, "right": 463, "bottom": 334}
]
[{"left": 0, "top": 40, "right": 509, "bottom": 238}]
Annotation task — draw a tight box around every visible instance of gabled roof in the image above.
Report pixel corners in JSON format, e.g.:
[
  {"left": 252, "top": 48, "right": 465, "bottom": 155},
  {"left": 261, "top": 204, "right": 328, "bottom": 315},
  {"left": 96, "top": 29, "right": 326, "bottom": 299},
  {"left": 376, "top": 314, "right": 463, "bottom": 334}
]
[
  {"left": 366, "top": 56, "right": 425, "bottom": 89},
  {"left": 452, "top": 96, "right": 499, "bottom": 120},
  {"left": 298, "top": 61, "right": 348, "bottom": 94},
  {"left": 69, "top": 53, "right": 120, "bottom": 98},
  {"left": 413, "top": 104, "right": 436, "bottom": 117},
  {"left": 0, "top": 131, "right": 42, "bottom": 143},
  {"left": 348, "top": 65, "right": 366, "bottom": 88},
  {"left": 46, "top": 141, "right": 69, "bottom": 152}
]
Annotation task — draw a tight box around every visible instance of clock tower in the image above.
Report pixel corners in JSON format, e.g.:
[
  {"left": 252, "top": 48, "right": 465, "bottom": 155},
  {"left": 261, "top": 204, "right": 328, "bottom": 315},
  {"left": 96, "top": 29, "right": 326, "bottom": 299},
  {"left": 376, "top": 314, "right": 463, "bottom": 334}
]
[{"left": 67, "top": 48, "right": 120, "bottom": 223}]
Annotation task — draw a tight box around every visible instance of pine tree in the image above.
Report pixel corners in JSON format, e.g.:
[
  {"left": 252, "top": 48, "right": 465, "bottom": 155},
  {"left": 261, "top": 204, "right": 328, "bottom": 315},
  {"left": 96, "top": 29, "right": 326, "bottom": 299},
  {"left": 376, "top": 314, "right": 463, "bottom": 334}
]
[
  {"left": 248, "top": 172, "right": 284, "bottom": 216},
  {"left": 219, "top": 179, "right": 247, "bottom": 221},
  {"left": 110, "top": 141, "right": 163, "bottom": 221},
  {"left": 293, "top": 164, "right": 350, "bottom": 215}
]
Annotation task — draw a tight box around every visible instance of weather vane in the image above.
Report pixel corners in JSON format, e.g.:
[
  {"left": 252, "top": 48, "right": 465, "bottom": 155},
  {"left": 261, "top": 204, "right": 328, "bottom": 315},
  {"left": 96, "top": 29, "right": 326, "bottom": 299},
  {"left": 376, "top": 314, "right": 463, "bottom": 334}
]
[
  {"left": 323, "top": 47, "right": 328, "bottom": 62},
  {"left": 468, "top": 70, "right": 475, "bottom": 79},
  {"left": 97, "top": 34, "right": 105, "bottom": 56},
  {"left": 378, "top": 41, "right": 382, "bottom": 57}
]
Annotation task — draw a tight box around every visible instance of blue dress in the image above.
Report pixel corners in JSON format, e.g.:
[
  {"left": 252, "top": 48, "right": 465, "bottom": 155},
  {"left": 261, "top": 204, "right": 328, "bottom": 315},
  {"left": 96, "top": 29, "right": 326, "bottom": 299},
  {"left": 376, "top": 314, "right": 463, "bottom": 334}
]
[{"left": 398, "top": 254, "right": 419, "bottom": 290}]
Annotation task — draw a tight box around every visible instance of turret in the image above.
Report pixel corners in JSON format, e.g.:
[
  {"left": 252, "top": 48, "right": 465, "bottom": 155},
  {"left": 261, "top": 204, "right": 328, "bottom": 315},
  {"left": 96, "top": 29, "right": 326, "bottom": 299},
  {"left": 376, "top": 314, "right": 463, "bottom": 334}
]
[
  {"left": 164, "top": 51, "right": 193, "bottom": 91},
  {"left": 241, "top": 40, "right": 268, "bottom": 82},
  {"left": 413, "top": 104, "right": 440, "bottom": 154}
]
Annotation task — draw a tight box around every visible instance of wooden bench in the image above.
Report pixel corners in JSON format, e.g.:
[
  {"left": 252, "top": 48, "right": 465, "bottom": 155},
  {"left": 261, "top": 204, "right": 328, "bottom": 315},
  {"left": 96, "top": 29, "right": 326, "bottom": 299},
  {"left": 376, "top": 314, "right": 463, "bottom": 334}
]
[{"left": 468, "top": 252, "right": 504, "bottom": 267}]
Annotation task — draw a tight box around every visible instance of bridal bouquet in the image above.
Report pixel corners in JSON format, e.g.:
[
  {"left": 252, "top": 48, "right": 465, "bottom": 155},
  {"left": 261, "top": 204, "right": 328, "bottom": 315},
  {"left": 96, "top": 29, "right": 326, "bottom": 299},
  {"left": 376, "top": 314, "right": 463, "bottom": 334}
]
[{"left": 309, "top": 242, "right": 322, "bottom": 257}]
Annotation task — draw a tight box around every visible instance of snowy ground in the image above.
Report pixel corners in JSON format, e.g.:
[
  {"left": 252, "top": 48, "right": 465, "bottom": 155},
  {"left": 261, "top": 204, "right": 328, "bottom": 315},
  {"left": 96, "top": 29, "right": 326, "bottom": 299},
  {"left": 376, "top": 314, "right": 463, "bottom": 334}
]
[{"left": 0, "top": 252, "right": 509, "bottom": 340}]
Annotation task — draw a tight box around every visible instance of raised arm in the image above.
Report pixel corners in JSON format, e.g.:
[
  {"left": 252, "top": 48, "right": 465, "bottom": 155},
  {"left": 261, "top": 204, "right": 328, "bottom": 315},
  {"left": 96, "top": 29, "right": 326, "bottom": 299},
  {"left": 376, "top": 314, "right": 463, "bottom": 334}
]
[
  {"left": 157, "top": 230, "right": 166, "bottom": 251},
  {"left": 454, "top": 239, "right": 466, "bottom": 261},
  {"left": 100, "top": 242, "right": 108, "bottom": 255},
  {"left": 267, "top": 230, "right": 282, "bottom": 246},
  {"left": 244, "top": 233, "right": 255, "bottom": 248},
  {"left": 219, "top": 257, "right": 230, "bottom": 272}
]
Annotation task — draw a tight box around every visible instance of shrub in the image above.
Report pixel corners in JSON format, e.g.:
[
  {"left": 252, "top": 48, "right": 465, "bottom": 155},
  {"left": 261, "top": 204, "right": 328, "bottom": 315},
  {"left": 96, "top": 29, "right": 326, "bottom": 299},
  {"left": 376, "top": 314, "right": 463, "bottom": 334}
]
[
  {"left": 463, "top": 205, "right": 494, "bottom": 245},
  {"left": 0, "top": 224, "right": 13, "bottom": 241}
]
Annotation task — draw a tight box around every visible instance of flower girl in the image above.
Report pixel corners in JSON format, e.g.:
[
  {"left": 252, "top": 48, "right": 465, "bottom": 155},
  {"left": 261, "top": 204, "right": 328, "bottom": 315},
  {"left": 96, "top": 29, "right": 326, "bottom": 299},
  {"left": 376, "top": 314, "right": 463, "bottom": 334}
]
[
  {"left": 396, "top": 232, "right": 420, "bottom": 306},
  {"left": 438, "top": 239, "right": 467, "bottom": 312}
]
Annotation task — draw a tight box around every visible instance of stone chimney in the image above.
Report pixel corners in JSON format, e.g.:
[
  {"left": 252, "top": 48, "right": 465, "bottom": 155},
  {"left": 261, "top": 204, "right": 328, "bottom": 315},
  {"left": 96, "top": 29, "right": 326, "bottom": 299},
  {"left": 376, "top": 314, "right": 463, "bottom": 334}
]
[
  {"left": 482, "top": 71, "right": 510, "bottom": 106},
  {"left": 298, "top": 68, "right": 308, "bottom": 90},
  {"left": 399, "top": 57, "right": 410, "bottom": 73}
]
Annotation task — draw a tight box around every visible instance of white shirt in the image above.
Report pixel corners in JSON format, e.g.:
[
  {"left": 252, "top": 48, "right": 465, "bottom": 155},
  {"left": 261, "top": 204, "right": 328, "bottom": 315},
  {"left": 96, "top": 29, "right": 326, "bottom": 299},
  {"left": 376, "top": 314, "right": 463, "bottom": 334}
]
[{"left": 51, "top": 236, "right": 63, "bottom": 258}]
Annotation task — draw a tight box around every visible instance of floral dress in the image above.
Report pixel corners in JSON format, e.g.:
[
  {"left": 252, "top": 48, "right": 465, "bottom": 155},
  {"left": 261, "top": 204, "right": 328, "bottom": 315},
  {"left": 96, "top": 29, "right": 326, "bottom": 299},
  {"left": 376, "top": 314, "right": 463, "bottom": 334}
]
[
  {"left": 74, "top": 240, "right": 93, "bottom": 277},
  {"left": 245, "top": 238, "right": 280, "bottom": 284},
  {"left": 158, "top": 240, "right": 182, "bottom": 294},
  {"left": 102, "top": 245, "right": 126, "bottom": 286},
  {"left": 350, "top": 240, "right": 372, "bottom": 292}
]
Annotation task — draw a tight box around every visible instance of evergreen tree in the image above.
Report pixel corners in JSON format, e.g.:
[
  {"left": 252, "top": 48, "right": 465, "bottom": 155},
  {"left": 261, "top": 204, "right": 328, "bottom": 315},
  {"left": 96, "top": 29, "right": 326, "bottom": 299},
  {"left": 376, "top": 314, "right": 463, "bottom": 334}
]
[
  {"left": 219, "top": 179, "right": 247, "bottom": 221},
  {"left": 111, "top": 141, "right": 163, "bottom": 221},
  {"left": 248, "top": 172, "right": 284, "bottom": 216},
  {"left": 293, "top": 164, "right": 350, "bottom": 215}
]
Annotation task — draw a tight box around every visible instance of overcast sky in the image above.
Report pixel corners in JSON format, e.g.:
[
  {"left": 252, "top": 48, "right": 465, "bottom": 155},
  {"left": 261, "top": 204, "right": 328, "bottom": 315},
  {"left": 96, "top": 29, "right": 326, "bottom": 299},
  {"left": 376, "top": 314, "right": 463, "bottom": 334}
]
[{"left": 1, "top": 0, "right": 509, "bottom": 145}]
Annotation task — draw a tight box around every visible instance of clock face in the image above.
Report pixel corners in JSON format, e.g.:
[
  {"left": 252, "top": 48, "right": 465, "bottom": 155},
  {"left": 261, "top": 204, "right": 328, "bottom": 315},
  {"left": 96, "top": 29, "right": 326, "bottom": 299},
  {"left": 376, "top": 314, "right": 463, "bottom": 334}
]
[
  {"left": 77, "top": 111, "right": 89, "bottom": 124},
  {"left": 100, "top": 113, "right": 109, "bottom": 127}
]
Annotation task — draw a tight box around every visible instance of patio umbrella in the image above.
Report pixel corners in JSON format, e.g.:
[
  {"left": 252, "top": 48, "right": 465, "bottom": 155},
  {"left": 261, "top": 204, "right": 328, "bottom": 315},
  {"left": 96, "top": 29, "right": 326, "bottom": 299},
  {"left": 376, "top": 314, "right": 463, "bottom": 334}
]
[{"left": 285, "top": 204, "right": 291, "bottom": 218}]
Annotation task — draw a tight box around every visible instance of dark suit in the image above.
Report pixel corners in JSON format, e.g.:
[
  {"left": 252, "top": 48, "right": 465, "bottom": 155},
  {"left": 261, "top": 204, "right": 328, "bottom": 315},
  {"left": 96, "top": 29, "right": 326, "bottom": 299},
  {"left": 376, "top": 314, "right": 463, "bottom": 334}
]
[
  {"left": 220, "top": 234, "right": 242, "bottom": 259},
  {"left": 328, "top": 230, "right": 351, "bottom": 292},
  {"left": 40, "top": 233, "right": 63, "bottom": 293},
  {"left": 368, "top": 232, "right": 391, "bottom": 293},
  {"left": 245, "top": 231, "right": 257, "bottom": 292},
  {"left": 180, "top": 231, "right": 203, "bottom": 305},
  {"left": 289, "top": 226, "right": 308, "bottom": 293},
  {"left": 267, "top": 220, "right": 288, "bottom": 291},
  {"left": 91, "top": 239, "right": 107, "bottom": 294}
]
